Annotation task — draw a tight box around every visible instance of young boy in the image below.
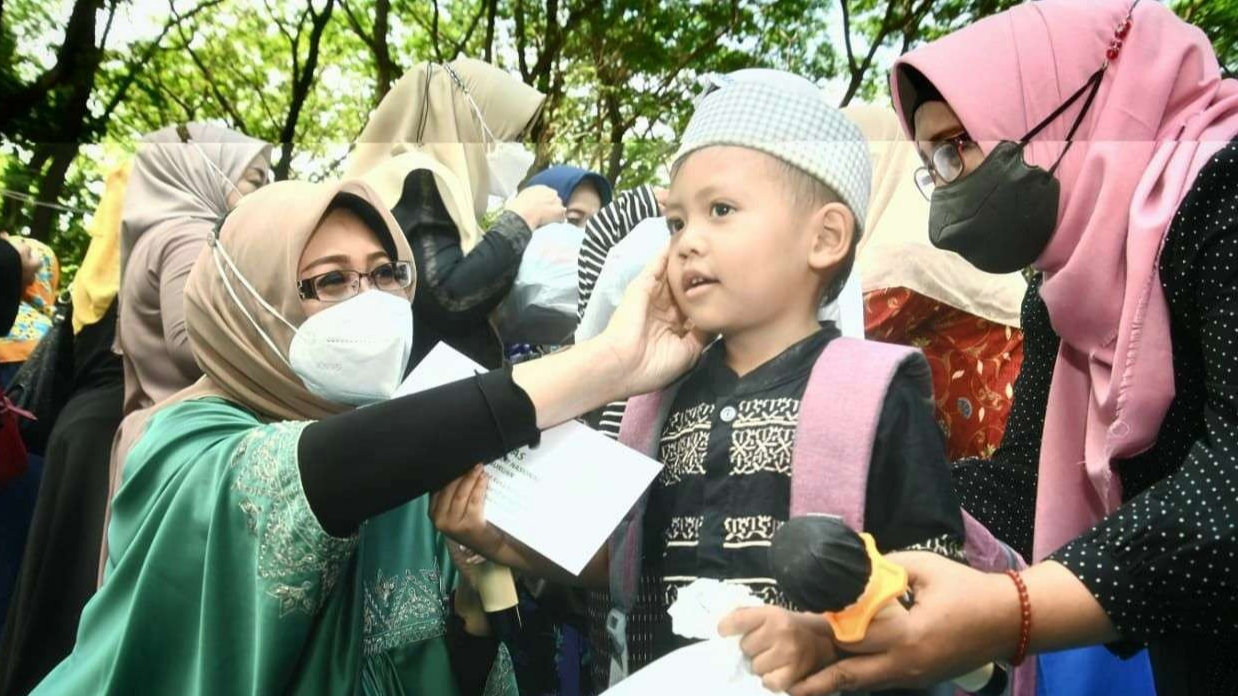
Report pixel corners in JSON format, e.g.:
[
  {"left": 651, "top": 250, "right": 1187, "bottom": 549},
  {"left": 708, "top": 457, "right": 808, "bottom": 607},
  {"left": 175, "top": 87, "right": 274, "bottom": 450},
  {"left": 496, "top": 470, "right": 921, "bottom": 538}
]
[{"left": 434, "top": 69, "right": 965, "bottom": 691}]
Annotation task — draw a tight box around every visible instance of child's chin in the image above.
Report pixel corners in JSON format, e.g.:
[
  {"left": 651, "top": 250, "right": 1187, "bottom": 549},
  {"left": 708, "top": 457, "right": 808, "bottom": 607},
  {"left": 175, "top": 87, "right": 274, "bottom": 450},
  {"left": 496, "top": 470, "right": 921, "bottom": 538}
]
[{"left": 683, "top": 310, "right": 731, "bottom": 337}]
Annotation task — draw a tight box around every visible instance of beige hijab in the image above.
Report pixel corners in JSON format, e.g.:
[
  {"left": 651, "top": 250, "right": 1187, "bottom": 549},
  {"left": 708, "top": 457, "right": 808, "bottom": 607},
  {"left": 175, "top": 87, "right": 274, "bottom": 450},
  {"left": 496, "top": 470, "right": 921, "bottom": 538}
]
[
  {"left": 120, "top": 122, "right": 271, "bottom": 274},
  {"left": 101, "top": 179, "right": 413, "bottom": 584},
  {"left": 844, "top": 103, "right": 1026, "bottom": 328},
  {"left": 347, "top": 58, "right": 546, "bottom": 252}
]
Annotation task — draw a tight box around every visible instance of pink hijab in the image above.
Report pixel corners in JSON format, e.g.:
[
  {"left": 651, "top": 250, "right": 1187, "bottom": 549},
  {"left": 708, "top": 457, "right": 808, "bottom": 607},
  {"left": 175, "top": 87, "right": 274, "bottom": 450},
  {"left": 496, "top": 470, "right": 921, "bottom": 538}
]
[{"left": 891, "top": 0, "right": 1238, "bottom": 560}]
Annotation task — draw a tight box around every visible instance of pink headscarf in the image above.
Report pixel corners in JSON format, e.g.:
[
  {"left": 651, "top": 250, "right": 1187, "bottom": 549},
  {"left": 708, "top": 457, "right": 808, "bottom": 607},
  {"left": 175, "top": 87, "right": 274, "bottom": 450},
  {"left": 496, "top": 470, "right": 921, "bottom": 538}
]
[{"left": 891, "top": 0, "right": 1238, "bottom": 560}]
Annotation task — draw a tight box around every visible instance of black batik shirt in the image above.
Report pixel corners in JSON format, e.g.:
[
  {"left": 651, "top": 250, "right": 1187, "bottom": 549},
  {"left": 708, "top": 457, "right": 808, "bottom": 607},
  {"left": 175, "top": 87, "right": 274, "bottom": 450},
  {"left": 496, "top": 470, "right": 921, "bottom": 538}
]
[{"left": 630, "top": 326, "right": 966, "bottom": 667}]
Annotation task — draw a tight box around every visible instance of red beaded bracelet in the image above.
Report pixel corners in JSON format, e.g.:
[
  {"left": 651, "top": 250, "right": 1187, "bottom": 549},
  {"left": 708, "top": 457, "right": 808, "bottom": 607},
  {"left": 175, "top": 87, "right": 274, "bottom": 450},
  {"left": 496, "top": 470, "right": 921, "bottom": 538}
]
[{"left": 1004, "top": 569, "right": 1032, "bottom": 666}]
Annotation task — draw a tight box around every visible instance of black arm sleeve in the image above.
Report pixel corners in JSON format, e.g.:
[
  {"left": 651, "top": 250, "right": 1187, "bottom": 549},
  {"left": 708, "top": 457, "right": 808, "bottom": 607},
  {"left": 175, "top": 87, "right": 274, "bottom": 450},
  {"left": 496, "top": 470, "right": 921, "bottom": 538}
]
[
  {"left": 298, "top": 366, "right": 540, "bottom": 536},
  {"left": 394, "top": 168, "right": 533, "bottom": 320},
  {"left": 864, "top": 364, "right": 967, "bottom": 559},
  {"left": 0, "top": 239, "right": 23, "bottom": 336},
  {"left": 411, "top": 211, "right": 532, "bottom": 319},
  {"left": 950, "top": 275, "right": 1057, "bottom": 561}
]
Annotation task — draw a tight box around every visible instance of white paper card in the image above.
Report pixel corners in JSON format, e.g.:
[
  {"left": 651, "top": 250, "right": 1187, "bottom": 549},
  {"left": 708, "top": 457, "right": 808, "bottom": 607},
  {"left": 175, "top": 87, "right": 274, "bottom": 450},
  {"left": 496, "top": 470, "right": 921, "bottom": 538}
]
[{"left": 395, "top": 343, "right": 663, "bottom": 575}]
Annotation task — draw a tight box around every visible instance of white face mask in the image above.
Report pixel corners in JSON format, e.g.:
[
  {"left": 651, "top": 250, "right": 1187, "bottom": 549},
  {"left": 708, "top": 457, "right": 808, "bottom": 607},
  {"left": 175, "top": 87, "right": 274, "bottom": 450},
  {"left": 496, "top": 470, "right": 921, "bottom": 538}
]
[
  {"left": 209, "top": 235, "right": 414, "bottom": 407},
  {"left": 289, "top": 290, "right": 414, "bottom": 406},
  {"left": 486, "top": 141, "right": 535, "bottom": 199}
]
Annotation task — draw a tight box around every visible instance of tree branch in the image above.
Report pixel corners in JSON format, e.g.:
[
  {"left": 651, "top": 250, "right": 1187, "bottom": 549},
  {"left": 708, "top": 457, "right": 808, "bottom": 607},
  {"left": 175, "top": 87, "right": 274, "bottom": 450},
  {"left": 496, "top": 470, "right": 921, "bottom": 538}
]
[
  {"left": 840, "top": 0, "right": 902, "bottom": 106},
  {"left": 451, "top": 0, "right": 490, "bottom": 60},
  {"left": 839, "top": 0, "right": 857, "bottom": 75},
  {"left": 483, "top": 0, "right": 498, "bottom": 62},
  {"left": 97, "top": 0, "right": 119, "bottom": 51},
  {"left": 99, "top": 0, "right": 228, "bottom": 121},
  {"left": 514, "top": 0, "right": 531, "bottom": 79},
  {"left": 0, "top": 0, "right": 104, "bottom": 129},
  {"left": 275, "top": 0, "right": 336, "bottom": 180},
  {"left": 431, "top": 0, "right": 444, "bottom": 62},
  {"left": 337, "top": 0, "right": 375, "bottom": 50},
  {"left": 172, "top": 20, "right": 249, "bottom": 130}
]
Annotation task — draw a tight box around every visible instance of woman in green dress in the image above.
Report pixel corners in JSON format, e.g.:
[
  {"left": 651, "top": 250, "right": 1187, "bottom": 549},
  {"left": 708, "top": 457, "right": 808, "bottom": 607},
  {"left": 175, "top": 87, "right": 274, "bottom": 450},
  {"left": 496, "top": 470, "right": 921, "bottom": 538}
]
[{"left": 31, "top": 178, "right": 707, "bottom": 696}]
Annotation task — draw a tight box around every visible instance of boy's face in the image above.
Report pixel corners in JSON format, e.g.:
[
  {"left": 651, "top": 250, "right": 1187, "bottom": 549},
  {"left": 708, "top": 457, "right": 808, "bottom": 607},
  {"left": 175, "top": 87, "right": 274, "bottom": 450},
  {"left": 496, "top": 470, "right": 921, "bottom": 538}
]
[{"left": 664, "top": 146, "right": 845, "bottom": 338}]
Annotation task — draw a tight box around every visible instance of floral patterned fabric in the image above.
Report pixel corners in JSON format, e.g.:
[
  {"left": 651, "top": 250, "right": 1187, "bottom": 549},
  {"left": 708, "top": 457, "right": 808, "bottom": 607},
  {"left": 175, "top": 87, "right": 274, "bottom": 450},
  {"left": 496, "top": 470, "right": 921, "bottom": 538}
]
[
  {"left": 0, "top": 238, "right": 59, "bottom": 364},
  {"left": 864, "top": 287, "right": 1024, "bottom": 460}
]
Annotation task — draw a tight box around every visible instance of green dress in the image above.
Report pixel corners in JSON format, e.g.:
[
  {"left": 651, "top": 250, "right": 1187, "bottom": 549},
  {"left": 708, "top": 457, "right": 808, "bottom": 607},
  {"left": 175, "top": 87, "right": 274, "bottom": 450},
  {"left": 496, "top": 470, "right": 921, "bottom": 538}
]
[{"left": 31, "top": 398, "right": 516, "bottom": 696}]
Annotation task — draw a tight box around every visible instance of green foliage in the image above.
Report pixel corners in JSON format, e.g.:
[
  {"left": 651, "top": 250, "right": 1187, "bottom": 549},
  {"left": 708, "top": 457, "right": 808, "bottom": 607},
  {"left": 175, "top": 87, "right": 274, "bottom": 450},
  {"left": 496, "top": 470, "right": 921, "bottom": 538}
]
[{"left": 1, "top": 0, "right": 1234, "bottom": 284}]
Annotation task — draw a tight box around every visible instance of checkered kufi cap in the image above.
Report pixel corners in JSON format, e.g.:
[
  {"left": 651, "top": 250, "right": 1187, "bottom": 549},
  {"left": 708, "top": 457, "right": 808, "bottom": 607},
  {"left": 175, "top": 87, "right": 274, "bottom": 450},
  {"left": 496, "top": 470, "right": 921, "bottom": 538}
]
[{"left": 674, "top": 69, "right": 871, "bottom": 231}]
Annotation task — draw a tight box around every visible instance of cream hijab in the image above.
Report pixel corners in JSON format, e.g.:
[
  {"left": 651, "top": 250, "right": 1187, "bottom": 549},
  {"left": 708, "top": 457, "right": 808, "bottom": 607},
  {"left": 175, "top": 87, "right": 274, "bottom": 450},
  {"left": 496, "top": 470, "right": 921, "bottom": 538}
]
[
  {"left": 347, "top": 58, "right": 546, "bottom": 252},
  {"left": 844, "top": 103, "right": 1026, "bottom": 328},
  {"left": 101, "top": 180, "right": 414, "bottom": 584}
]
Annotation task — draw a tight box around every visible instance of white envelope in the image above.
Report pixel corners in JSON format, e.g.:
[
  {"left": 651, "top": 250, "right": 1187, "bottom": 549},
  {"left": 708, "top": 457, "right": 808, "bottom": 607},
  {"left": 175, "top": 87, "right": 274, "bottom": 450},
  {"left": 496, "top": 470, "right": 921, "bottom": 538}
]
[{"left": 396, "top": 343, "right": 662, "bottom": 575}]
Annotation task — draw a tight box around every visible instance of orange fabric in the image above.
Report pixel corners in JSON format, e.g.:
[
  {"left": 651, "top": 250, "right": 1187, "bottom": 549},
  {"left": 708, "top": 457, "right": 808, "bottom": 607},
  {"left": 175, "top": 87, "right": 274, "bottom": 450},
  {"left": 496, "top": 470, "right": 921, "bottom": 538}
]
[
  {"left": 865, "top": 287, "right": 1023, "bottom": 460},
  {"left": 0, "top": 238, "right": 60, "bottom": 364}
]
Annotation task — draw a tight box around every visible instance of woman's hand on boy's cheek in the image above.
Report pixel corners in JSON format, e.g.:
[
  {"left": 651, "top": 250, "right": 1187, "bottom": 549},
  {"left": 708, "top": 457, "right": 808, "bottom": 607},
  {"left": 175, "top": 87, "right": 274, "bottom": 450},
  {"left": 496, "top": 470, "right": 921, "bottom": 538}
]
[
  {"left": 430, "top": 464, "right": 508, "bottom": 559},
  {"left": 718, "top": 606, "right": 837, "bottom": 693}
]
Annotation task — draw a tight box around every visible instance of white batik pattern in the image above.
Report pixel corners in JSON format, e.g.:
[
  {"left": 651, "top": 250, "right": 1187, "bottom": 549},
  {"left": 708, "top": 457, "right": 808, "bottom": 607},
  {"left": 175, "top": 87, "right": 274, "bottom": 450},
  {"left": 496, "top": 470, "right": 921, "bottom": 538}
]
[
  {"left": 665, "top": 516, "right": 704, "bottom": 549},
  {"left": 658, "top": 404, "right": 713, "bottom": 485},
  {"left": 723, "top": 515, "right": 783, "bottom": 549},
  {"left": 730, "top": 398, "right": 799, "bottom": 476}
]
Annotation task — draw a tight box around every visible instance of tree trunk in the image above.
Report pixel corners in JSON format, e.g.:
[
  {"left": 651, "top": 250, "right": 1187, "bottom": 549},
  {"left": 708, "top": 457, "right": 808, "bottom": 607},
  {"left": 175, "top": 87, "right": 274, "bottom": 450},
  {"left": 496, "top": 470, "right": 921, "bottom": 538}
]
[
  {"left": 373, "top": 0, "right": 395, "bottom": 100},
  {"left": 23, "top": 0, "right": 106, "bottom": 242},
  {"left": 29, "top": 143, "right": 79, "bottom": 244},
  {"left": 274, "top": 0, "right": 336, "bottom": 180},
  {"left": 483, "top": 0, "right": 498, "bottom": 62},
  {"left": 0, "top": 0, "right": 104, "bottom": 135}
]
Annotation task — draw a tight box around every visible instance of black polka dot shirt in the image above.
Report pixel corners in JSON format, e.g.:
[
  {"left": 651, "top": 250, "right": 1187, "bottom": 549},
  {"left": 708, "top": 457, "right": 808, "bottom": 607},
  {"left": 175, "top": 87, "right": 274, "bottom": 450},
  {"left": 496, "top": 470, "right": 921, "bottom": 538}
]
[{"left": 958, "top": 141, "right": 1238, "bottom": 693}]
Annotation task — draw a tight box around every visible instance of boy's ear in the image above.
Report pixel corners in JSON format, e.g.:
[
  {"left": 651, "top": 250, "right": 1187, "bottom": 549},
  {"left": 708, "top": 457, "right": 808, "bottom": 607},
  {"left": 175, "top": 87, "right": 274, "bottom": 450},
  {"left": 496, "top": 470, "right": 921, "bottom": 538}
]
[{"left": 808, "top": 202, "right": 855, "bottom": 273}]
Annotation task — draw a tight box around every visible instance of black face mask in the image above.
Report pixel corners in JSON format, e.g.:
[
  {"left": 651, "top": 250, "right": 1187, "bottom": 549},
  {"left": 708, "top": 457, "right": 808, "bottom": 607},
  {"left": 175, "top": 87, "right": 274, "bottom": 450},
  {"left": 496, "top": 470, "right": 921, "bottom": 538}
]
[{"left": 927, "top": 66, "right": 1106, "bottom": 274}]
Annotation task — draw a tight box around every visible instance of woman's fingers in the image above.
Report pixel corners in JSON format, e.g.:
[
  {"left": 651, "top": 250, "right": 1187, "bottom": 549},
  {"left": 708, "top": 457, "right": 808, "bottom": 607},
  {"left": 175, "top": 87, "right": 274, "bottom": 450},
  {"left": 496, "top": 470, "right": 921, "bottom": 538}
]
[
  {"left": 762, "top": 663, "right": 802, "bottom": 694},
  {"left": 788, "top": 653, "right": 902, "bottom": 696},
  {"left": 468, "top": 470, "right": 489, "bottom": 525},
  {"left": 446, "top": 465, "right": 483, "bottom": 524}
]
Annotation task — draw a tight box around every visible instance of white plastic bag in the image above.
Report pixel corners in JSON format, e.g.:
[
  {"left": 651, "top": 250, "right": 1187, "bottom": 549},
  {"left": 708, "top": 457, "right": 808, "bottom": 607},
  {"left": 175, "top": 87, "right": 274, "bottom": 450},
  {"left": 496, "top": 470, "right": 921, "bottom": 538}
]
[
  {"left": 494, "top": 222, "right": 585, "bottom": 345},
  {"left": 601, "top": 579, "right": 787, "bottom": 696}
]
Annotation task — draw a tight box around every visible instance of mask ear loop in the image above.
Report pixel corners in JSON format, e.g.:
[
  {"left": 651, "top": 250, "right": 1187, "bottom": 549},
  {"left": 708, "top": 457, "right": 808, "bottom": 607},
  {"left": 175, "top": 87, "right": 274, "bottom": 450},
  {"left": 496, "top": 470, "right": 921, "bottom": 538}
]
[
  {"left": 441, "top": 62, "right": 500, "bottom": 149},
  {"left": 207, "top": 220, "right": 298, "bottom": 368},
  {"left": 177, "top": 124, "right": 245, "bottom": 199},
  {"left": 1019, "top": 64, "right": 1107, "bottom": 176}
]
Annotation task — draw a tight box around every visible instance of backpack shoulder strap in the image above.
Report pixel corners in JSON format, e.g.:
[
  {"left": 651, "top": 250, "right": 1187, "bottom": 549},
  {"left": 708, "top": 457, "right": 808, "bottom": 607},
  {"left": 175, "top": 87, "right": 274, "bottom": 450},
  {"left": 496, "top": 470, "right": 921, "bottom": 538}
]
[
  {"left": 617, "top": 390, "right": 665, "bottom": 458},
  {"left": 607, "top": 382, "right": 684, "bottom": 685},
  {"left": 790, "top": 338, "right": 929, "bottom": 532}
]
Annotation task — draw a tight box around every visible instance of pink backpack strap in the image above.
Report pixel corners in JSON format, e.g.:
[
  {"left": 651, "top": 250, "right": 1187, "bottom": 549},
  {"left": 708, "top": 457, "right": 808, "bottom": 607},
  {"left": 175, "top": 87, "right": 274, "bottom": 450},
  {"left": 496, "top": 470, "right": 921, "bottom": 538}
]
[
  {"left": 617, "top": 391, "right": 664, "bottom": 458},
  {"left": 610, "top": 384, "right": 683, "bottom": 613},
  {"left": 790, "top": 338, "right": 928, "bottom": 531},
  {"left": 607, "top": 386, "right": 683, "bottom": 684}
]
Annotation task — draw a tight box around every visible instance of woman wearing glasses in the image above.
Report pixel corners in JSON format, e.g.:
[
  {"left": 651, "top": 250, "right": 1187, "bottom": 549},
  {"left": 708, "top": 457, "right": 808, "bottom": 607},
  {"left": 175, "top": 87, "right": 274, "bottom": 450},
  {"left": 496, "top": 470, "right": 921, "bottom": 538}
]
[
  {"left": 29, "top": 179, "right": 705, "bottom": 696},
  {"left": 770, "top": 1, "right": 1238, "bottom": 694}
]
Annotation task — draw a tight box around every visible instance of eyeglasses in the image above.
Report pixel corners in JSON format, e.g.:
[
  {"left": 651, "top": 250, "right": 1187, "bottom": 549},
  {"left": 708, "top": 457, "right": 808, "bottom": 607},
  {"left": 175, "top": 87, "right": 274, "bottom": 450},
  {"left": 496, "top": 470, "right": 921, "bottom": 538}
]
[
  {"left": 297, "top": 261, "right": 414, "bottom": 302},
  {"left": 914, "top": 131, "right": 975, "bottom": 200}
]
